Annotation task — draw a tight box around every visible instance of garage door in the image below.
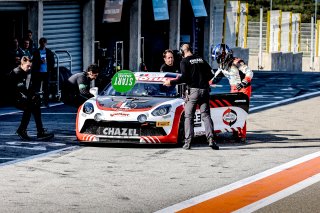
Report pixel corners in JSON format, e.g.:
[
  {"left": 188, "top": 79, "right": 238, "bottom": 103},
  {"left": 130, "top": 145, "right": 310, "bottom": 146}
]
[{"left": 43, "top": 2, "right": 82, "bottom": 73}]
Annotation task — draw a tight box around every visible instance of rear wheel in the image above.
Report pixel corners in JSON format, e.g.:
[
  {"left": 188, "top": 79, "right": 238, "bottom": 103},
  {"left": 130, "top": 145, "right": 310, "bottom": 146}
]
[{"left": 234, "top": 134, "right": 247, "bottom": 143}]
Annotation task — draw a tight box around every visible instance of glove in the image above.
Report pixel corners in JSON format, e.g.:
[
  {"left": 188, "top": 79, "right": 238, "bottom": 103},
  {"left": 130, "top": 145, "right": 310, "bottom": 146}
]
[{"left": 236, "top": 80, "right": 249, "bottom": 90}]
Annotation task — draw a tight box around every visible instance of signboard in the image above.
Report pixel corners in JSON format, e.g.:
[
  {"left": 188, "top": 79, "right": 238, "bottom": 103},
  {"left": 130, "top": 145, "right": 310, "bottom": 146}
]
[
  {"left": 190, "top": 0, "right": 207, "bottom": 17},
  {"left": 111, "top": 70, "right": 136, "bottom": 93},
  {"left": 280, "top": 12, "right": 292, "bottom": 52},
  {"left": 225, "top": 0, "right": 240, "bottom": 48},
  {"left": 103, "top": 0, "right": 124, "bottom": 23},
  {"left": 291, "top": 13, "right": 301, "bottom": 53},
  {"left": 267, "top": 10, "right": 281, "bottom": 52},
  {"left": 152, "top": 0, "right": 169, "bottom": 21}
]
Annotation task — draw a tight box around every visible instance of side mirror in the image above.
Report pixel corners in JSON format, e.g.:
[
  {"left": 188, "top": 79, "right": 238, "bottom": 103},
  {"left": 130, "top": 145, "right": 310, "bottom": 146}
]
[{"left": 89, "top": 87, "right": 98, "bottom": 97}]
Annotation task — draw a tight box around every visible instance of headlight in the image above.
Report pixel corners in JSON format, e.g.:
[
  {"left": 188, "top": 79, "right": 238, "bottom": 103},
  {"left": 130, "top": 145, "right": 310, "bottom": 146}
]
[
  {"left": 151, "top": 104, "right": 172, "bottom": 116},
  {"left": 83, "top": 102, "right": 94, "bottom": 114}
]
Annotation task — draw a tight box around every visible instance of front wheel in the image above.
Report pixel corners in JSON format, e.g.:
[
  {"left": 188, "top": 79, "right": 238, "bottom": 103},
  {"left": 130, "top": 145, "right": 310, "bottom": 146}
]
[{"left": 177, "top": 114, "right": 185, "bottom": 146}]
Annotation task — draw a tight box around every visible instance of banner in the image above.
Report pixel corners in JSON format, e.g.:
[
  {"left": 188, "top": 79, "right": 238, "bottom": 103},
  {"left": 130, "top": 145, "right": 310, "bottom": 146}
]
[
  {"left": 152, "top": 0, "right": 169, "bottom": 21},
  {"left": 190, "top": 0, "right": 207, "bottom": 17},
  {"left": 103, "top": 0, "right": 124, "bottom": 23}
]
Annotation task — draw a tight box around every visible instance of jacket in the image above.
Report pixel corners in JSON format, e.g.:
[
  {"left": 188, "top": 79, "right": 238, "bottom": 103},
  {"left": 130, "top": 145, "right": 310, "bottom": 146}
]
[
  {"left": 32, "top": 47, "right": 55, "bottom": 73},
  {"left": 9, "top": 66, "right": 39, "bottom": 109}
]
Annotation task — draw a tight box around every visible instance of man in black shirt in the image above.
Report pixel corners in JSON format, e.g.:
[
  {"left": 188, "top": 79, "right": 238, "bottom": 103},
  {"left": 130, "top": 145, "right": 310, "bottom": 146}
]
[
  {"left": 160, "top": 49, "right": 179, "bottom": 73},
  {"left": 62, "top": 64, "right": 100, "bottom": 107},
  {"left": 163, "top": 43, "right": 219, "bottom": 150}
]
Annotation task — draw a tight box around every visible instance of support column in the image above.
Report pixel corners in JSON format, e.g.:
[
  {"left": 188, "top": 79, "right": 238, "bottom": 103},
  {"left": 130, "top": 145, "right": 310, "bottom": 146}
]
[
  {"left": 129, "top": 0, "right": 142, "bottom": 71},
  {"left": 83, "top": 0, "right": 95, "bottom": 70},
  {"left": 27, "top": 2, "right": 39, "bottom": 45},
  {"left": 37, "top": 1, "right": 43, "bottom": 40},
  {"left": 204, "top": 0, "right": 214, "bottom": 63},
  {"left": 169, "top": 0, "right": 181, "bottom": 50}
]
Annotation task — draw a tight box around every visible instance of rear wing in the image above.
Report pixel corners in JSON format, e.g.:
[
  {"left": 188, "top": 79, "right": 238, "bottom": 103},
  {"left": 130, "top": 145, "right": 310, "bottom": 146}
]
[{"left": 210, "top": 92, "right": 249, "bottom": 113}]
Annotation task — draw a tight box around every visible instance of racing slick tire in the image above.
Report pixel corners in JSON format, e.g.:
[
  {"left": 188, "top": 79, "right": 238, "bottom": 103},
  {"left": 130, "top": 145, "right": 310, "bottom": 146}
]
[
  {"left": 232, "top": 131, "right": 246, "bottom": 143},
  {"left": 238, "top": 137, "right": 247, "bottom": 143},
  {"left": 177, "top": 114, "right": 185, "bottom": 146}
]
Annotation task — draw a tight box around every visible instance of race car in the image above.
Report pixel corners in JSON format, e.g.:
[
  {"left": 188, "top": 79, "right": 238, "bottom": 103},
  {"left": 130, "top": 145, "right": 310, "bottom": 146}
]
[{"left": 76, "top": 72, "right": 249, "bottom": 144}]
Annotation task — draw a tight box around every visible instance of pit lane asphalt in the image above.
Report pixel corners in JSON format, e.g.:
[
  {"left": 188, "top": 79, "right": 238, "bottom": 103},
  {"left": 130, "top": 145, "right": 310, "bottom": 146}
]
[
  {"left": 0, "top": 71, "right": 320, "bottom": 212},
  {"left": 1, "top": 71, "right": 320, "bottom": 165}
]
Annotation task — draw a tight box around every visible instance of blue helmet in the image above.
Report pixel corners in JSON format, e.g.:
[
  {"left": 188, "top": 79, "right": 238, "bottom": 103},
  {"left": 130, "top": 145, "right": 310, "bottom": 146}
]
[{"left": 211, "top": 43, "right": 233, "bottom": 66}]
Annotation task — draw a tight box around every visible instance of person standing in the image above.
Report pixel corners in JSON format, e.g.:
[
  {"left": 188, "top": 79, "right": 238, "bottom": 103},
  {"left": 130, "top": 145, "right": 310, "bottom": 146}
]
[
  {"left": 163, "top": 43, "right": 219, "bottom": 150},
  {"left": 211, "top": 43, "right": 253, "bottom": 99},
  {"left": 61, "top": 64, "right": 100, "bottom": 108},
  {"left": 32, "top": 37, "right": 55, "bottom": 107},
  {"left": 211, "top": 43, "right": 254, "bottom": 142},
  {"left": 7, "top": 37, "right": 24, "bottom": 71},
  {"left": 160, "top": 49, "right": 179, "bottom": 73},
  {"left": 9, "top": 56, "right": 54, "bottom": 141},
  {"left": 25, "top": 30, "right": 37, "bottom": 54},
  {"left": 21, "top": 38, "right": 32, "bottom": 59}
]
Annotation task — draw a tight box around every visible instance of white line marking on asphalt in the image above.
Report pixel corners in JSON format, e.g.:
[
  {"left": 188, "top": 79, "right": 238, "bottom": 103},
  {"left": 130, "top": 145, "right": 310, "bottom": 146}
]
[
  {"left": 1, "top": 145, "right": 47, "bottom": 151},
  {"left": 0, "top": 103, "right": 64, "bottom": 116},
  {"left": 42, "top": 113, "right": 76, "bottom": 115},
  {"left": 234, "top": 173, "right": 320, "bottom": 213},
  {"left": 155, "top": 151, "right": 320, "bottom": 213},
  {"left": 0, "top": 146, "right": 79, "bottom": 167},
  {"left": 250, "top": 91, "right": 320, "bottom": 112},
  {"left": 0, "top": 158, "right": 17, "bottom": 160},
  {"left": 5, "top": 141, "right": 67, "bottom": 147},
  {"left": 0, "top": 133, "right": 75, "bottom": 138}
]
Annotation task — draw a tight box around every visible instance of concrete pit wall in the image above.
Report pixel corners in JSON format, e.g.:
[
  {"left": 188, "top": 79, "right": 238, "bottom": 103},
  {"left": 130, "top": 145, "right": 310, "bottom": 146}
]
[{"left": 249, "top": 52, "right": 303, "bottom": 72}]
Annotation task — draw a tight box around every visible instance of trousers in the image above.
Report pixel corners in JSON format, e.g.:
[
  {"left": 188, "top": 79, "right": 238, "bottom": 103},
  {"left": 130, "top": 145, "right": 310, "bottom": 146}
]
[
  {"left": 18, "top": 100, "right": 43, "bottom": 132},
  {"left": 184, "top": 88, "right": 214, "bottom": 142}
]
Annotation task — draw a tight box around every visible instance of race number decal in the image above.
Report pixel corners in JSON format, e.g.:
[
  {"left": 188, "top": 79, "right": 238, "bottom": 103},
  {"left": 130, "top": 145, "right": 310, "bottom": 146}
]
[{"left": 194, "top": 113, "right": 202, "bottom": 127}]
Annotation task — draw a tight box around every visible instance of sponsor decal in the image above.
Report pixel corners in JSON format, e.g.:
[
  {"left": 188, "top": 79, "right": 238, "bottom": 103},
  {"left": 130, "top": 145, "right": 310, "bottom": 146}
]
[
  {"left": 136, "top": 76, "right": 169, "bottom": 82},
  {"left": 222, "top": 108, "right": 237, "bottom": 126},
  {"left": 111, "top": 70, "right": 136, "bottom": 92},
  {"left": 111, "top": 101, "right": 137, "bottom": 110},
  {"left": 189, "top": 58, "right": 204, "bottom": 64},
  {"left": 235, "top": 100, "right": 247, "bottom": 103},
  {"left": 102, "top": 127, "right": 139, "bottom": 136},
  {"left": 110, "top": 112, "right": 129, "bottom": 117},
  {"left": 195, "top": 130, "right": 205, "bottom": 136},
  {"left": 156, "top": 121, "right": 170, "bottom": 127}
]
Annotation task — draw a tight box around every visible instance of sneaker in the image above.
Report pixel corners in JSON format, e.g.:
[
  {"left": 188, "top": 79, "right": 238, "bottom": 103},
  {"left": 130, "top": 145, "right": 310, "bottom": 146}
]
[
  {"left": 208, "top": 138, "right": 219, "bottom": 150},
  {"left": 16, "top": 129, "right": 31, "bottom": 141},
  {"left": 182, "top": 140, "right": 191, "bottom": 150},
  {"left": 37, "top": 129, "right": 54, "bottom": 140}
]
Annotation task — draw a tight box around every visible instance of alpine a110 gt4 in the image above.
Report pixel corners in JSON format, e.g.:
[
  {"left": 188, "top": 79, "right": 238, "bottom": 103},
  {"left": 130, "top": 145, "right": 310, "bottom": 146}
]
[{"left": 76, "top": 72, "right": 249, "bottom": 144}]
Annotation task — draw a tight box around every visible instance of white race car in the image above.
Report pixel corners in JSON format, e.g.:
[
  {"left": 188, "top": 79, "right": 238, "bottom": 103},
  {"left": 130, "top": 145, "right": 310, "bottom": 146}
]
[{"left": 76, "top": 72, "right": 249, "bottom": 144}]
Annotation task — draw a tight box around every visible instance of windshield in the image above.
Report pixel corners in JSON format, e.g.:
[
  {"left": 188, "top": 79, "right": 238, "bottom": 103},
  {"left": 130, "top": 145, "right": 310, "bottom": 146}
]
[{"left": 101, "top": 82, "right": 178, "bottom": 97}]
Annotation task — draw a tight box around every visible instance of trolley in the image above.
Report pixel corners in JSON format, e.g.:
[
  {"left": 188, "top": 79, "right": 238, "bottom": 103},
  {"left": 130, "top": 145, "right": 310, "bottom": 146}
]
[{"left": 51, "top": 50, "right": 72, "bottom": 101}]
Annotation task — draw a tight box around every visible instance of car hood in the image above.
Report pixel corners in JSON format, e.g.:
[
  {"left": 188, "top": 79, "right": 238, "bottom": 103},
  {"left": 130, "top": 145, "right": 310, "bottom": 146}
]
[{"left": 96, "top": 96, "right": 175, "bottom": 111}]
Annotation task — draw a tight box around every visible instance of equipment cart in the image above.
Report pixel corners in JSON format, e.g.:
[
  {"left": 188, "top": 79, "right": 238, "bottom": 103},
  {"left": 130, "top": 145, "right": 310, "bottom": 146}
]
[{"left": 50, "top": 50, "right": 72, "bottom": 101}]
